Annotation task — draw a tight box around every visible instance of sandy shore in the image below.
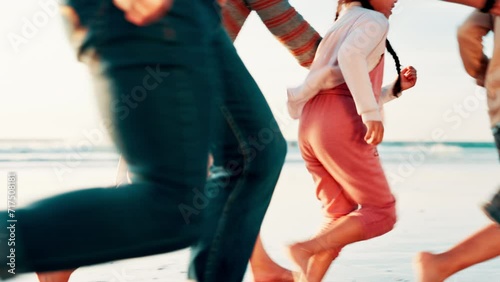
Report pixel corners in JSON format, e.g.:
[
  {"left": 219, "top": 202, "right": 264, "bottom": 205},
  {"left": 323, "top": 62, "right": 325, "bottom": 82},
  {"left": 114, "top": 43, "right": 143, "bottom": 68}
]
[{"left": 1, "top": 156, "right": 499, "bottom": 281}]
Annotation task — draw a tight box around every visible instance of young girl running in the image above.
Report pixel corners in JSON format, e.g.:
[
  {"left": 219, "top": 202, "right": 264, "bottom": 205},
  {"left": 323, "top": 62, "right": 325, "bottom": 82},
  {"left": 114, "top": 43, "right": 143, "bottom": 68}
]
[{"left": 286, "top": 1, "right": 417, "bottom": 281}]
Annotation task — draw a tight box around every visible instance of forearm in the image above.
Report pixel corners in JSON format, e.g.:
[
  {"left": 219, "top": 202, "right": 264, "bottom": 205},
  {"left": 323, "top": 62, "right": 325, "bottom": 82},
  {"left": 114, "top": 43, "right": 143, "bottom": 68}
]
[
  {"left": 247, "top": 0, "right": 321, "bottom": 68},
  {"left": 459, "top": 48, "right": 489, "bottom": 81},
  {"left": 220, "top": 0, "right": 251, "bottom": 41},
  {"left": 457, "top": 11, "right": 492, "bottom": 81},
  {"left": 443, "top": 0, "right": 484, "bottom": 9},
  {"left": 339, "top": 53, "right": 381, "bottom": 122},
  {"left": 380, "top": 82, "right": 401, "bottom": 105}
]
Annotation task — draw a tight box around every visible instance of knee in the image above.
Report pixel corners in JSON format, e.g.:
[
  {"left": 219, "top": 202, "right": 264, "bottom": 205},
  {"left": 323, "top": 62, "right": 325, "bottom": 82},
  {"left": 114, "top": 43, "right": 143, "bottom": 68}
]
[
  {"left": 270, "top": 133, "right": 288, "bottom": 168},
  {"left": 269, "top": 135, "right": 287, "bottom": 177},
  {"left": 382, "top": 202, "right": 397, "bottom": 234},
  {"left": 363, "top": 201, "right": 397, "bottom": 238},
  {"left": 384, "top": 203, "right": 398, "bottom": 232},
  {"left": 246, "top": 130, "right": 287, "bottom": 174},
  {"left": 372, "top": 202, "right": 397, "bottom": 235}
]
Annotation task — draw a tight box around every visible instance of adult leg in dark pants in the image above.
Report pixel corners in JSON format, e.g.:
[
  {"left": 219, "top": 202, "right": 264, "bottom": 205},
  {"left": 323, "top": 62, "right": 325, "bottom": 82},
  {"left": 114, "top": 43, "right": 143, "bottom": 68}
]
[
  {"left": 188, "top": 27, "right": 287, "bottom": 282},
  {"left": 0, "top": 0, "right": 285, "bottom": 281}
]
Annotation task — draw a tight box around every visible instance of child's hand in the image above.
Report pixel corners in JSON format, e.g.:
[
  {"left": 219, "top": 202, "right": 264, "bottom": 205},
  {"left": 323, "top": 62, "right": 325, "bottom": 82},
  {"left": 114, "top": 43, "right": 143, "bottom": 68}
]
[
  {"left": 113, "top": 0, "right": 174, "bottom": 26},
  {"left": 400, "top": 66, "right": 417, "bottom": 91},
  {"left": 364, "top": 121, "right": 384, "bottom": 145}
]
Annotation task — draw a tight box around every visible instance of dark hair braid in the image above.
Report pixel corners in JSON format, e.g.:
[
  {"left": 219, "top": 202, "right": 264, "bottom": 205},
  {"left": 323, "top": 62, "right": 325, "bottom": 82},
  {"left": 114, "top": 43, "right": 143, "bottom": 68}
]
[
  {"left": 385, "top": 39, "right": 402, "bottom": 95},
  {"left": 336, "top": 0, "right": 402, "bottom": 96}
]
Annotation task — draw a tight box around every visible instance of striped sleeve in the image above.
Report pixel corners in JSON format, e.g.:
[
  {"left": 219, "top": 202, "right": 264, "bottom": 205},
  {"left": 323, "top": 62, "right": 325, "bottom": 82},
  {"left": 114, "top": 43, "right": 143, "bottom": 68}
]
[
  {"left": 220, "top": 0, "right": 321, "bottom": 68},
  {"left": 220, "top": 0, "right": 252, "bottom": 42},
  {"left": 248, "top": 0, "right": 321, "bottom": 68}
]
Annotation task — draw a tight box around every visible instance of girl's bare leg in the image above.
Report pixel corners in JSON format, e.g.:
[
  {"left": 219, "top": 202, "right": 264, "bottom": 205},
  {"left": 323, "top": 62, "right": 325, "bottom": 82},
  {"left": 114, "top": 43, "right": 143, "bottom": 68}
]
[
  {"left": 301, "top": 217, "right": 341, "bottom": 282},
  {"left": 288, "top": 216, "right": 365, "bottom": 282},
  {"left": 304, "top": 249, "right": 340, "bottom": 282},
  {"left": 250, "top": 235, "right": 294, "bottom": 282}
]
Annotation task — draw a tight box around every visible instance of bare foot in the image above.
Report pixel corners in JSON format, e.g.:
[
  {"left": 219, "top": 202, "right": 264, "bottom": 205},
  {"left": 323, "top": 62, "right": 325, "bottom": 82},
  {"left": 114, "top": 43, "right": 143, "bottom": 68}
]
[
  {"left": 253, "top": 265, "right": 295, "bottom": 282},
  {"left": 305, "top": 249, "right": 340, "bottom": 282},
  {"left": 414, "top": 252, "right": 448, "bottom": 282},
  {"left": 288, "top": 243, "right": 314, "bottom": 277},
  {"left": 36, "top": 269, "right": 75, "bottom": 282}
]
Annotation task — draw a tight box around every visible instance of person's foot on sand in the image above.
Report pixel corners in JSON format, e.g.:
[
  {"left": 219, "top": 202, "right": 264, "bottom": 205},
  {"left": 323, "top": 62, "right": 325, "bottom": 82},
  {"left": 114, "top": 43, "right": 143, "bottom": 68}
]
[
  {"left": 37, "top": 269, "right": 75, "bottom": 282},
  {"left": 252, "top": 265, "right": 295, "bottom": 282},
  {"left": 288, "top": 243, "right": 314, "bottom": 277},
  {"left": 414, "top": 252, "right": 448, "bottom": 282},
  {"left": 304, "top": 249, "right": 340, "bottom": 282}
]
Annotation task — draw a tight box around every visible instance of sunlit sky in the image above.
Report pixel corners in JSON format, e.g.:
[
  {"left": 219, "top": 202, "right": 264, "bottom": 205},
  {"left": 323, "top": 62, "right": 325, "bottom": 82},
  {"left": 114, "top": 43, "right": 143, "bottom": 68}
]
[{"left": 0, "top": 0, "right": 496, "bottom": 145}]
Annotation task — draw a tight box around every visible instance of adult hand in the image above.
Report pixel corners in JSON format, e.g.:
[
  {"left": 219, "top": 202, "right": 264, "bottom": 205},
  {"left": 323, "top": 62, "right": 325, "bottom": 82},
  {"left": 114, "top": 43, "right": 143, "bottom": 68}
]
[
  {"left": 400, "top": 66, "right": 417, "bottom": 91},
  {"left": 113, "top": 0, "right": 174, "bottom": 26},
  {"left": 364, "top": 120, "right": 384, "bottom": 145}
]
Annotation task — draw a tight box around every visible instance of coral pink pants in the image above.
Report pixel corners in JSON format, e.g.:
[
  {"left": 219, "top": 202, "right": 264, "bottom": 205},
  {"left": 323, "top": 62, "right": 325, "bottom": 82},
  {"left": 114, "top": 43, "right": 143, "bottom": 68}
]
[{"left": 298, "top": 60, "right": 396, "bottom": 240}]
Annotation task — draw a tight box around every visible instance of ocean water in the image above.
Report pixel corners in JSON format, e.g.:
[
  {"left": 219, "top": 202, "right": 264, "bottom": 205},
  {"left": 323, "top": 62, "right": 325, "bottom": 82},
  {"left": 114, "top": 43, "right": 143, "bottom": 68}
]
[
  {"left": 0, "top": 140, "right": 498, "bottom": 164},
  {"left": 0, "top": 140, "right": 499, "bottom": 281}
]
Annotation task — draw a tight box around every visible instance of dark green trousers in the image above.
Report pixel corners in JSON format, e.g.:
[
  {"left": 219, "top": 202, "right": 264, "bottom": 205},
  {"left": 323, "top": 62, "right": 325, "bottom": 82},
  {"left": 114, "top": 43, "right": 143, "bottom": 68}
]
[{"left": 0, "top": 1, "right": 287, "bottom": 281}]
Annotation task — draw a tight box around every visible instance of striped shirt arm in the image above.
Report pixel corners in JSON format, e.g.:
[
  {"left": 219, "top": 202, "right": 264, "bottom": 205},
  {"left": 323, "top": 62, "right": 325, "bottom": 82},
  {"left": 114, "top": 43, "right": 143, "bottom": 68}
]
[{"left": 247, "top": 0, "right": 322, "bottom": 68}]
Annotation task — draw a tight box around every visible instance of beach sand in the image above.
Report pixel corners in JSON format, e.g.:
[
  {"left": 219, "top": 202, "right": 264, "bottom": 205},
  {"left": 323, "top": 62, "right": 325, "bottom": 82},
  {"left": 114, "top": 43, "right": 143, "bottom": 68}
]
[{"left": 1, "top": 152, "right": 499, "bottom": 281}]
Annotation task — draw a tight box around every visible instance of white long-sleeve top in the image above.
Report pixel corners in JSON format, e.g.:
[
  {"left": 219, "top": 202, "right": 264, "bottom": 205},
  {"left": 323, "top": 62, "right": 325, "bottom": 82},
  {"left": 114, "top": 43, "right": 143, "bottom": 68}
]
[{"left": 287, "top": 2, "right": 401, "bottom": 121}]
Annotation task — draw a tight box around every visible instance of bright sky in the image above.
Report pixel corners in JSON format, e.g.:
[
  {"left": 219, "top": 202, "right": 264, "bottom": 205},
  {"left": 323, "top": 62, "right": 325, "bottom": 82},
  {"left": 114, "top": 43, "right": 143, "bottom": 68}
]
[{"left": 0, "top": 0, "right": 496, "bottom": 144}]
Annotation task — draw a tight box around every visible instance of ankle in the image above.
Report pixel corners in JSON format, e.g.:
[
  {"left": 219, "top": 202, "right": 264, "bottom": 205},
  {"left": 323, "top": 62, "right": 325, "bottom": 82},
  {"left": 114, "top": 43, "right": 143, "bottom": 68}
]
[
  {"left": 291, "top": 242, "right": 316, "bottom": 254},
  {"left": 431, "top": 253, "right": 456, "bottom": 279},
  {"left": 251, "top": 261, "right": 284, "bottom": 272}
]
